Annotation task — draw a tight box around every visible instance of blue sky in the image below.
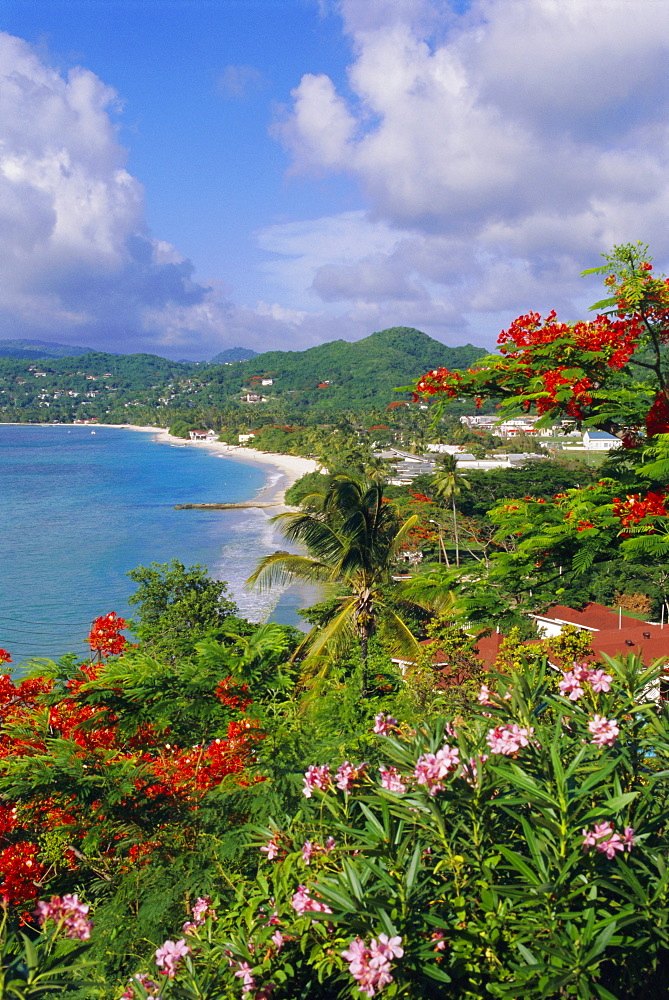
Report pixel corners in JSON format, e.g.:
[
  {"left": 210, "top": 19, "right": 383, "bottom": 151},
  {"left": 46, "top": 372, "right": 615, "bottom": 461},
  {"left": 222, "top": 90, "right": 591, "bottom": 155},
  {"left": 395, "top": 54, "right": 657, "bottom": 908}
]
[{"left": 1, "top": 0, "right": 669, "bottom": 359}]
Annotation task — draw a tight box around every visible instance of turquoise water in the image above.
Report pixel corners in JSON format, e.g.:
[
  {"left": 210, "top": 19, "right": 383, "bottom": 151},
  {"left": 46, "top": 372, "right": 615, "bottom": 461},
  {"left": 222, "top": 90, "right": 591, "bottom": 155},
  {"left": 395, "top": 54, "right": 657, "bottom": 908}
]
[{"left": 0, "top": 425, "right": 310, "bottom": 663}]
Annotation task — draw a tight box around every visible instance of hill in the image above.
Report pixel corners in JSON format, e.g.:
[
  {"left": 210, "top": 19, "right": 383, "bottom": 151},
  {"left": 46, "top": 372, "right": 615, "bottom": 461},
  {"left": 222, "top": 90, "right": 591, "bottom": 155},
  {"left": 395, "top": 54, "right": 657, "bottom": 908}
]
[
  {"left": 215, "top": 327, "right": 487, "bottom": 408},
  {"left": 0, "top": 339, "right": 94, "bottom": 360},
  {"left": 209, "top": 347, "right": 258, "bottom": 363},
  {"left": 0, "top": 326, "right": 488, "bottom": 422}
]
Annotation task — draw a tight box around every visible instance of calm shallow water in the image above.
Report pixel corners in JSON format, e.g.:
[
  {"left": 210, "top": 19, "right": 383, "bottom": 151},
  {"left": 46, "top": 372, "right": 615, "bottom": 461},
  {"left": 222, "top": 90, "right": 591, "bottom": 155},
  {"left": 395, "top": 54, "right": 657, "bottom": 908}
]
[{"left": 0, "top": 425, "right": 310, "bottom": 664}]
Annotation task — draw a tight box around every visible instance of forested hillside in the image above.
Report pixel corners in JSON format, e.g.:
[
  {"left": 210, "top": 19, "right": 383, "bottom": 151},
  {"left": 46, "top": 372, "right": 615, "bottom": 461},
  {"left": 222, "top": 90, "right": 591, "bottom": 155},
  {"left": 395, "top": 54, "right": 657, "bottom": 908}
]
[{"left": 0, "top": 326, "right": 487, "bottom": 422}]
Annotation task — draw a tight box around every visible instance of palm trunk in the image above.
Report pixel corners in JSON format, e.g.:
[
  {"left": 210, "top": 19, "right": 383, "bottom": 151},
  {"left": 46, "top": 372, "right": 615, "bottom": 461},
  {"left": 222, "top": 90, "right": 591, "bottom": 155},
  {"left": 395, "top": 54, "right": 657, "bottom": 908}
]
[
  {"left": 360, "top": 632, "right": 369, "bottom": 698},
  {"left": 452, "top": 494, "right": 460, "bottom": 568}
]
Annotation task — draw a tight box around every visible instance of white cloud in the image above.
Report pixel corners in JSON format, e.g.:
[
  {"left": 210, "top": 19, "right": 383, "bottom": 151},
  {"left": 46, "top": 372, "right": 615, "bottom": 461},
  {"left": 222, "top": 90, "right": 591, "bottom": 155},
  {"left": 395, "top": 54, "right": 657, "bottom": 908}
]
[{"left": 273, "top": 0, "right": 669, "bottom": 338}]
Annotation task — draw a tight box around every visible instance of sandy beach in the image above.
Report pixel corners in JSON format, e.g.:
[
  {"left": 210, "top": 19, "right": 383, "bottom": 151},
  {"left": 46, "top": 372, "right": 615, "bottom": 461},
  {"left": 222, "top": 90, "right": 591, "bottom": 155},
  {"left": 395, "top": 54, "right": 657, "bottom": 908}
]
[{"left": 104, "top": 424, "right": 320, "bottom": 506}]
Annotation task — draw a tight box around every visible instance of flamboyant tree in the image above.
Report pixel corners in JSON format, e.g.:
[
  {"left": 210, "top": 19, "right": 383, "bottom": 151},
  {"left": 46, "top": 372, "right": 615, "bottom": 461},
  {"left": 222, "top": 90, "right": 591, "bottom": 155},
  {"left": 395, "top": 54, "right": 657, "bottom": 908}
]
[{"left": 407, "top": 244, "right": 669, "bottom": 625}]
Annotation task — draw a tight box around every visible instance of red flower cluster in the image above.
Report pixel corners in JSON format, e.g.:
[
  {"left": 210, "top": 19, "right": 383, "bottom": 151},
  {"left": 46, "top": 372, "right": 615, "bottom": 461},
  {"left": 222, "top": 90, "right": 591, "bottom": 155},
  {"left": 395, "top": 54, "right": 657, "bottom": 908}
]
[
  {"left": 0, "top": 649, "right": 11, "bottom": 664},
  {"left": 215, "top": 675, "right": 252, "bottom": 713},
  {"left": 498, "top": 311, "right": 639, "bottom": 370},
  {"left": 646, "top": 393, "right": 669, "bottom": 438},
  {"left": 0, "top": 616, "right": 264, "bottom": 910},
  {"left": 613, "top": 491, "right": 668, "bottom": 529},
  {"left": 88, "top": 612, "right": 127, "bottom": 658}
]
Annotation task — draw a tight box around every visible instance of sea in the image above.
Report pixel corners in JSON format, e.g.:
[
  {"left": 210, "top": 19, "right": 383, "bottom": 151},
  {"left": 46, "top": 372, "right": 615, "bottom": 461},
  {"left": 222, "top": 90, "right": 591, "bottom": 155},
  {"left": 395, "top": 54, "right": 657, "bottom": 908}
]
[{"left": 0, "top": 424, "right": 315, "bottom": 665}]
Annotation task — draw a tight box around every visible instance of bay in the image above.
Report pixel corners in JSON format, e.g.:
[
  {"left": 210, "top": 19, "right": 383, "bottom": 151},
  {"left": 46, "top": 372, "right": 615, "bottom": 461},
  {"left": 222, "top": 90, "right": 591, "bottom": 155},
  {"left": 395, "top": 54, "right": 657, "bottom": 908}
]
[{"left": 0, "top": 424, "right": 310, "bottom": 664}]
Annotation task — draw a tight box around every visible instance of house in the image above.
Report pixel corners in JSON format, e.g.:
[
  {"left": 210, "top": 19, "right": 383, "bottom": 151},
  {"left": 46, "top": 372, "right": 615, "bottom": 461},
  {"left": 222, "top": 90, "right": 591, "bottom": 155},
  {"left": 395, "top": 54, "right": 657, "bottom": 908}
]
[
  {"left": 261, "top": 378, "right": 274, "bottom": 386},
  {"left": 392, "top": 602, "right": 669, "bottom": 688},
  {"left": 238, "top": 432, "right": 256, "bottom": 443},
  {"left": 240, "top": 393, "right": 268, "bottom": 404},
  {"left": 583, "top": 430, "right": 619, "bottom": 451}
]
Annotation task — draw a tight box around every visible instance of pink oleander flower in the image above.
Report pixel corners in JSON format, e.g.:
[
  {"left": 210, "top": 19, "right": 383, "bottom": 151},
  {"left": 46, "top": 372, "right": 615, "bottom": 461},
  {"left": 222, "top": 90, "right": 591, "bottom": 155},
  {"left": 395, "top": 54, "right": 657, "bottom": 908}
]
[
  {"left": 121, "top": 974, "right": 161, "bottom": 999},
  {"left": 155, "top": 938, "right": 190, "bottom": 979},
  {"left": 370, "top": 933, "right": 404, "bottom": 963},
  {"left": 183, "top": 895, "right": 215, "bottom": 933},
  {"left": 582, "top": 821, "right": 634, "bottom": 858},
  {"left": 235, "top": 962, "right": 256, "bottom": 995},
  {"left": 588, "top": 715, "right": 619, "bottom": 747},
  {"left": 324, "top": 835, "right": 336, "bottom": 852},
  {"left": 302, "top": 840, "right": 314, "bottom": 864},
  {"left": 486, "top": 723, "right": 534, "bottom": 756},
  {"left": 413, "top": 744, "right": 460, "bottom": 796},
  {"left": 35, "top": 894, "right": 93, "bottom": 941},
  {"left": 271, "top": 929, "right": 284, "bottom": 951},
  {"left": 478, "top": 684, "right": 495, "bottom": 706},
  {"left": 260, "top": 834, "right": 281, "bottom": 860},
  {"left": 291, "top": 885, "right": 332, "bottom": 916},
  {"left": 589, "top": 669, "right": 613, "bottom": 693},
  {"left": 558, "top": 670, "right": 585, "bottom": 701},
  {"left": 342, "top": 934, "right": 402, "bottom": 997},
  {"left": 373, "top": 713, "right": 398, "bottom": 735},
  {"left": 302, "top": 764, "right": 332, "bottom": 798},
  {"left": 336, "top": 761, "right": 367, "bottom": 792},
  {"left": 379, "top": 765, "right": 407, "bottom": 793},
  {"left": 623, "top": 827, "right": 636, "bottom": 850}
]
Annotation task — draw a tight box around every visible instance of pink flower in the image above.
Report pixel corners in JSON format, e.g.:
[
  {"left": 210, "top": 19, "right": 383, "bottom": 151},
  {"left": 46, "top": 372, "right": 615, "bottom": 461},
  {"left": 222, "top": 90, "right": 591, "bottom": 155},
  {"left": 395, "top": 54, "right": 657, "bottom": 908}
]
[
  {"left": 588, "top": 715, "right": 619, "bottom": 748},
  {"left": 582, "top": 821, "right": 634, "bottom": 858},
  {"left": 478, "top": 684, "right": 495, "bottom": 706},
  {"left": 234, "top": 962, "right": 256, "bottom": 995},
  {"left": 155, "top": 938, "right": 190, "bottom": 979},
  {"left": 589, "top": 669, "right": 613, "bottom": 693},
  {"left": 302, "top": 840, "right": 314, "bottom": 864},
  {"left": 558, "top": 670, "right": 585, "bottom": 701},
  {"left": 336, "top": 761, "right": 367, "bottom": 792},
  {"left": 271, "top": 929, "right": 284, "bottom": 951},
  {"left": 35, "top": 894, "right": 93, "bottom": 940},
  {"left": 342, "top": 934, "right": 402, "bottom": 997},
  {"left": 260, "top": 835, "right": 280, "bottom": 860},
  {"left": 324, "top": 836, "right": 336, "bottom": 852},
  {"left": 373, "top": 713, "right": 398, "bottom": 735},
  {"left": 486, "top": 724, "right": 534, "bottom": 756},
  {"left": 379, "top": 765, "right": 407, "bottom": 793},
  {"left": 182, "top": 895, "right": 215, "bottom": 933},
  {"left": 370, "top": 933, "right": 404, "bottom": 962},
  {"left": 291, "top": 885, "right": 332, "bottom": 916},
  {"left": 414, "top": 744, "right": 460, "bottom": 796},
  {"left": 302, "top": 764, "right": 332, "bottom": 798}
]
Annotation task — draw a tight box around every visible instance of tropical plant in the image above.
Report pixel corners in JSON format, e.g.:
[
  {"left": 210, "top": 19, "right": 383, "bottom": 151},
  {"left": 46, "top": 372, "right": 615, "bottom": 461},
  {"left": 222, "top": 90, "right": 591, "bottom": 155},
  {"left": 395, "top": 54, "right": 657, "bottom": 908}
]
[
  {"left": 247, "top": 476, "right": 421, "bottom": 695},
  {"left": 432, "top": 454, "right": 471, "bottom": 567}
]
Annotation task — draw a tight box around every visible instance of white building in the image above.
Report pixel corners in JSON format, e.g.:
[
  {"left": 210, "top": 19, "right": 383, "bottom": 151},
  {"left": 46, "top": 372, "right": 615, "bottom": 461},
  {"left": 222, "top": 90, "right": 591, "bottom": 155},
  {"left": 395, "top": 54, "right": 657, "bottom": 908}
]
[{"left": 583, "top": 430, "right": 619, "bottom": 451}]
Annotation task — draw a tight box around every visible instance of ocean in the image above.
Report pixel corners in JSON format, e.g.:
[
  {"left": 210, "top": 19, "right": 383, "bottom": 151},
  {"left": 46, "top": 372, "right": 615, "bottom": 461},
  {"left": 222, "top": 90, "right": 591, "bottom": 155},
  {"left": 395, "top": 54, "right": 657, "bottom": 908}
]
[{"left": 0, "top": 424, "right": 314, "bottom": 664}]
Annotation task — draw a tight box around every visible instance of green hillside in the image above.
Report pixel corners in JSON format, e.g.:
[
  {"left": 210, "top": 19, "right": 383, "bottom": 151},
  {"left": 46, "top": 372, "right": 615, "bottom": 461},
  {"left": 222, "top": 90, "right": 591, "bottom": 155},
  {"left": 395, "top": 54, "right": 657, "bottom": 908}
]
[
  {"left": 0, "top": 326, "right": 488, "bottom": 421},
  {"left": 206, "top": 327, "right": 487, "bottom": 408}
]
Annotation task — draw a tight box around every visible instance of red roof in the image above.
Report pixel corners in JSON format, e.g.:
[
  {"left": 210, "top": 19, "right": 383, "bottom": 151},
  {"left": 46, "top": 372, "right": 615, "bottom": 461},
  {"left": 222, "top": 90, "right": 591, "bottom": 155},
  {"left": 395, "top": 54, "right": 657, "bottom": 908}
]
[{"left": 536, "top": 602, "right": 642, "bottom": 631}]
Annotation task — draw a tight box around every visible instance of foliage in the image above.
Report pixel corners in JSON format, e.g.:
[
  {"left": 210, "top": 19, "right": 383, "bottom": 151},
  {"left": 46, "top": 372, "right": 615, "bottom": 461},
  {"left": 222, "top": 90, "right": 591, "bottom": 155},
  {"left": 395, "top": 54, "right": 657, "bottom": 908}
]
[
  {"left": 126, "top": 561, "right": 239, "bottom": 660},
  {"left": 122, "top": 650, "right": 669, "bottom": 1000},
  {"left": 248, "top": 476, "right": 421, "bottom": 694}
]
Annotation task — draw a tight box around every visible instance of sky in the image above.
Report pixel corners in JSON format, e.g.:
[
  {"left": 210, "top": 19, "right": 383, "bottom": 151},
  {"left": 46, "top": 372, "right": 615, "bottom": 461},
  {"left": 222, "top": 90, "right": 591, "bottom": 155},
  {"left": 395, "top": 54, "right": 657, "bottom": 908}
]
[{"left": 1, "top": 0, "right": 669, "bottom": 360}]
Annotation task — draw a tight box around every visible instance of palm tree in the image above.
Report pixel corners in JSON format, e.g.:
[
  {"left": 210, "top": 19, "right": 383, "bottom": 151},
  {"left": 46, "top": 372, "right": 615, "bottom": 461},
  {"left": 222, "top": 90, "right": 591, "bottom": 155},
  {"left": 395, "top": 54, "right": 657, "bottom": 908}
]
[
  {"left": 247, "top": 476, "right": 421, "bottom": 696},
  {"left": 432, "top": 454, "right": 471, "bottom": 568}
]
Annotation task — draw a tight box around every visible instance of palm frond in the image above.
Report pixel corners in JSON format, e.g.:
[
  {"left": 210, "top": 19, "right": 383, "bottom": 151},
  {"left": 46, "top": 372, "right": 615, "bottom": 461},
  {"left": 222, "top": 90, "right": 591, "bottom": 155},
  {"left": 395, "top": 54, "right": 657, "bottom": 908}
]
[{"left": 247, "top": 552, "right": 335, "bottom": 592}]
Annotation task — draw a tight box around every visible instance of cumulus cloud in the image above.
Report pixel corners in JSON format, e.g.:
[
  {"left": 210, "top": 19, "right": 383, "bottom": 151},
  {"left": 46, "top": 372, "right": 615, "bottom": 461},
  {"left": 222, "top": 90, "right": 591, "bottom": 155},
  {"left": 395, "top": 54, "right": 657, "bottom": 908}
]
[
  {"left": 273, "top": 0, "right": 669, "bottom": 340},
  {"left": 0, "top": 33, "right": 280, "bottom": 359}
]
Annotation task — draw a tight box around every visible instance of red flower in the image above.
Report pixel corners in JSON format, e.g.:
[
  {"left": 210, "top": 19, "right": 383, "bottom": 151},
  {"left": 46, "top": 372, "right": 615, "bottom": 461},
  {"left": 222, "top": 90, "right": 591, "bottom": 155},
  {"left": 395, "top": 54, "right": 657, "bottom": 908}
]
[{"left": 0, "top": 649, "right": 11, "bottom": 664}]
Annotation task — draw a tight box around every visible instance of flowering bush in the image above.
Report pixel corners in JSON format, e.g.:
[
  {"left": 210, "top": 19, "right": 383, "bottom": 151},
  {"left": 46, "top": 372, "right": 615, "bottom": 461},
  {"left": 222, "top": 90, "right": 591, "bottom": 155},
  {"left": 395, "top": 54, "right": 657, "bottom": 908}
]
[{"left": 121, "top": 650, "right": 669, "bottom": 1000}]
